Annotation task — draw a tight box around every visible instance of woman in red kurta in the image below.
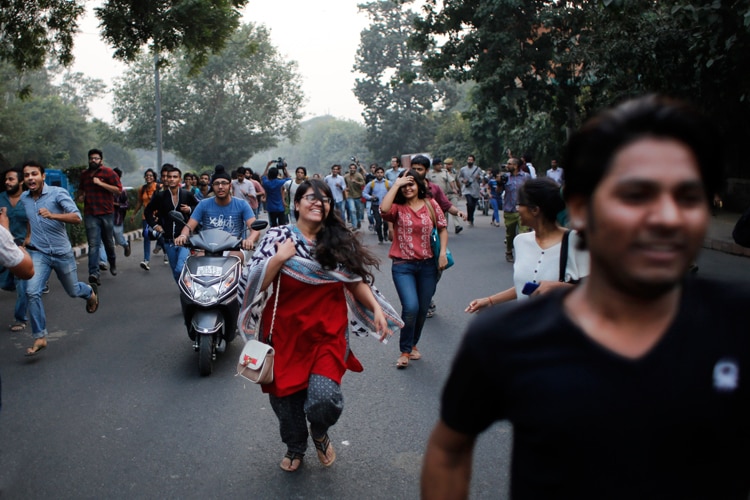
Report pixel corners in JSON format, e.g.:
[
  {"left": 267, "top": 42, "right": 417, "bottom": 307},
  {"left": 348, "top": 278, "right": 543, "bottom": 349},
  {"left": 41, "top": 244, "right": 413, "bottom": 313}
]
[{"left": 240, "top": 179, "right": 402, "bottom": 473}]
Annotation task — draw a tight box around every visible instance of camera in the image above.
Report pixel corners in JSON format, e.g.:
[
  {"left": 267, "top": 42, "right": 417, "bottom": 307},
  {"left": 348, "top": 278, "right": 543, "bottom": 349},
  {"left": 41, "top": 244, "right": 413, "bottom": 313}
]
[
  {"left": 499, "top": 172, "right": 510, "bottom": 184},
  {"left": 276, "top": 157, "right": 286, "bottom": 169},
  {"left": 350, "top": 156, "right": 358, "bottom": 163}
]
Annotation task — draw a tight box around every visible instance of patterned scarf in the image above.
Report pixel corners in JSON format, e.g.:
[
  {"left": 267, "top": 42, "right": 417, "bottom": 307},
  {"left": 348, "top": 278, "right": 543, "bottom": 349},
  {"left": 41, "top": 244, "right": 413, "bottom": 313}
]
[{"left": 238, "top": 224, "right": 403, "bottom": 344}]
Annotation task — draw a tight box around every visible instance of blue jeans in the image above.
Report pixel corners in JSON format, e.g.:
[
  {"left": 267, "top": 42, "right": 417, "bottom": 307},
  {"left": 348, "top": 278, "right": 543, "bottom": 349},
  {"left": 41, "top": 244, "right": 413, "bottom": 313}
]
[
  {"left": 12, "top": 276, "right": 28, "bottom": 324},
  {"left": 346, "top": 198, "right": 363, "bottom": 227},
  {"left": 333, "top": 201, "right": 346, "bottom": 221},
  {"left": 85, "top": 214, "right": 116, "bottom": 276},
  {"left": 27, "top": 250, "right": 94, "bottom": 338},
  {"left": 490, "top": 198, "right": 500, "bottom": 223},
  {"left": 391, "top": 258, "right": 439, "bottom": 354},
  {"left": 164, "top": 241, "right": 189, "bottom": 283}
]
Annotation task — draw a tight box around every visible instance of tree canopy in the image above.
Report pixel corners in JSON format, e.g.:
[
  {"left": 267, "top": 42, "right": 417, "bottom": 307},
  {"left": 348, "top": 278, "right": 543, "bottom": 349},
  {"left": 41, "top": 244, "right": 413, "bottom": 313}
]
[
  {"left": 353, "top": 0, "right": 448, "bottom": 160},
  {"left": 95, "top": 0, "right": 248, "bottom": 73},
  {"left": 412, "top": 0, "right": 750, "bottom": 174},
  {"left": 112, "top": 23, "right": 304, "bottom": 168}
]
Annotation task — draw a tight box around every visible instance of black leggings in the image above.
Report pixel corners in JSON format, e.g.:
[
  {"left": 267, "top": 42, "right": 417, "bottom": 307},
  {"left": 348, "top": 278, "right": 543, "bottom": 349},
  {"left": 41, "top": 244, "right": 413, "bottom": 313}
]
[{"left": 465, "top": 195, "right": 478, "bottom": 223}]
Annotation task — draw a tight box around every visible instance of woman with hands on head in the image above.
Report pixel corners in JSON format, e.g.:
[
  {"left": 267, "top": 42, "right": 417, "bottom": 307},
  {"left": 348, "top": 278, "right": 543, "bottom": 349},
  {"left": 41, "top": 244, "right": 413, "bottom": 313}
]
[
  {"left": 239, "top": 179, "right": 402, "bottom": 473},
  {"left": 380, "top": 169, "right": 448, "bottom": 369},
  {"left": 466, "top": 177, "right": 589, "bottom": 313}
]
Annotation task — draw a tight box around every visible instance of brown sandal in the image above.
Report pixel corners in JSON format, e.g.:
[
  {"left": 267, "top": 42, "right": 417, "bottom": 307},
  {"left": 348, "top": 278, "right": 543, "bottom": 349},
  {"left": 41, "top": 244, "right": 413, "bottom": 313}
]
[
  {"left": 396, "top": 353, "right": 409, "bottom": 369},
  {"left": 25, "top": 339, "right": 47, "bottom": 356},
  {"left": 409, "top": 347, "right": 421, "bottom": 360},
  {"left": 9, "top": 322, "right": 26, "bottom": 332},
  {"left": 86, "top": 284, "right": 99, "bottom": 313}
]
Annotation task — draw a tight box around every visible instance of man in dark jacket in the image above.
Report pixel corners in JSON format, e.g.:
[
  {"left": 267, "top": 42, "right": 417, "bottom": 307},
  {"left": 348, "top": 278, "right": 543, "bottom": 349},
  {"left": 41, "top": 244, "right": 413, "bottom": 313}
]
[{"left": 145, "top": 164, "right": 198, "bottom": 282}]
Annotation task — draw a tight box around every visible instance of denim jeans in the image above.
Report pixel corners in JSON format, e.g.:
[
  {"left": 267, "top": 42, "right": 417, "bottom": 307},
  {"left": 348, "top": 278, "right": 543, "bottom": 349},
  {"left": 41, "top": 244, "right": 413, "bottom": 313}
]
[
  {"left": 346, "top": 198, "right": 363, "bottom": 227},
  {"left": 333, "top": 201, "right": 346, "bottom": 221},
  {"left": 13, "top": 276, "right": 27, "bottom": 324},
  {"left": 490, "top": 198, "right": 500, "bottom": 223},
  {"left": 391, "top": 258, "right": 439, "bottom": 354},
  {"left": 141, "top": 220, "right": 151, "bottom": 262},
  {"left": 85, "top": 214, "right": 116, "bottom": 276},
  {"left": 27, "top": 250, "right": 94, "bottom": 338},
  {"left": 163, "top": 241, "right": 190, "bottom": 283}
]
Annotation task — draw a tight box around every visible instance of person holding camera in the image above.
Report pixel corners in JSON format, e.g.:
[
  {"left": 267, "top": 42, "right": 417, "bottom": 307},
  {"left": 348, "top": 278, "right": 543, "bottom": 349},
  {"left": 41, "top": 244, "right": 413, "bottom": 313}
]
[
  {"left": 363, "top": 166, "right": 390, "bottom": 243},
  {"left": 501, "top": 157, "right": 531, "bottom": 262},
  {"left": 262, "top": 159, "right": 291, "bottom": 227},
  {"left": 457, "top": 155, "right": 482, "bottom": 226}
]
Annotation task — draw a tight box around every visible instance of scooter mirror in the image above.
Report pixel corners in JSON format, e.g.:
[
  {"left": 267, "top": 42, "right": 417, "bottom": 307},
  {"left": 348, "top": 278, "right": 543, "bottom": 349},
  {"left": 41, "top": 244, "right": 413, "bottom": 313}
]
[
  {"left": 250, "top": 220, "right": 269, "bottom": 231},
  {"left": 169, "top": 210, "right": 186, "bottom": 224}
]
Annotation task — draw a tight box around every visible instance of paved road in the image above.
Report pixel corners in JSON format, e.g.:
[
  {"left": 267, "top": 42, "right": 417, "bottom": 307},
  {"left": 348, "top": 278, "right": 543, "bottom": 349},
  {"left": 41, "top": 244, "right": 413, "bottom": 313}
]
[{"left": 0, "top": 214, "right": 748, "bottom": 499}]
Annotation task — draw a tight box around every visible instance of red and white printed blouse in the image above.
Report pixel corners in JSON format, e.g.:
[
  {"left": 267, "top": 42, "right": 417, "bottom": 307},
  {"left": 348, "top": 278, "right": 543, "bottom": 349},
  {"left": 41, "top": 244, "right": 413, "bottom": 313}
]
[{"left": 381, "top": 198, "right": 447, "bottom": 261}]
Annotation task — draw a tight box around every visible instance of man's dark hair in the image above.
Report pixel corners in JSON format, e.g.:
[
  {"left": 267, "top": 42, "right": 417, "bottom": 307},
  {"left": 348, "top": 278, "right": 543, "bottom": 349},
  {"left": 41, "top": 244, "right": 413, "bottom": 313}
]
[
  {"left": 375, "top": 166, "right": 385, "bottom": 173},
  {"left": 113, "top": 167, "right": 123, "bottom": 178},
  {"left": 88, "top": 148, "right": 103, "bottom": 159},
  {"left": 564, "top": 94, "right": 721, "bottom": 204},
  {"left": 236, "top": 166, "right": 246, "bottom": 176},
  {"left": 162, "top": 163, "right": 180, "bottom": 176},
  {"left": 268, "top": 167, "right": 279, "bottom": 180},
  {"left": 410, "top": 155, "right": 431, "bottom": 169},
  {"left": 296, "top": 166, "right": 307, "bottom": 176},
  {"left": 22, "top": 160, "right": 45, "bottom": 174}
]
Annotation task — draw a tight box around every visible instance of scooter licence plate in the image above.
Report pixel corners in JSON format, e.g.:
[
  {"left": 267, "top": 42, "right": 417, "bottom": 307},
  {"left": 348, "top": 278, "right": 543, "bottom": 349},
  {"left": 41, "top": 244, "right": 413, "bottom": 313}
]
[{"left": 197, "top": 265, "right": 224, "bottom": 276}]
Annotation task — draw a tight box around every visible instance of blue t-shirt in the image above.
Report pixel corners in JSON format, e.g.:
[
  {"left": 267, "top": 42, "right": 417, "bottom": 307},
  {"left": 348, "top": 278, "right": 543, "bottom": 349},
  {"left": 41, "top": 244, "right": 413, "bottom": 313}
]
[
  {"left": 262, "top": 177, "right": 288, "bottom": 212},
  {"left": 190, "top": 197, "right": 255, "bottom": 238}
]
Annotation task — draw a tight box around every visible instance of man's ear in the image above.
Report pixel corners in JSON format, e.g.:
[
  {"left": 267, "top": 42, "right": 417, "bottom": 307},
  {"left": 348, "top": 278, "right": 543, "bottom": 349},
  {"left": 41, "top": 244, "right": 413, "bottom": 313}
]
[{"left": 565, "top": 194, "right": 589, "bottom": 232}]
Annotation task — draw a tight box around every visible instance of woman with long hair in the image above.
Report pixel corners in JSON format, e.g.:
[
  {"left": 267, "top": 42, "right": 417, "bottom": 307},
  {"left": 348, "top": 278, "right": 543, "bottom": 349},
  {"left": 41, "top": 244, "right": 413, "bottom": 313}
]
[
  {"left": 380, "top": 169, "right": 448, "bottom": 369},
  {"left": 466, "top": 177, "right": 589, "bottom": 312},
  {"left": 240, "top": 179, "right": 402, "bottom": 473}
]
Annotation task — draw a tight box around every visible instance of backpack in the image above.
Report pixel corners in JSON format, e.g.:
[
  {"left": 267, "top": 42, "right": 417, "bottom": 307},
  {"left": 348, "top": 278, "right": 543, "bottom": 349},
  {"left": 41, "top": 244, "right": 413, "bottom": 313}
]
[
  {"left": 369, "top": 179, "right": 390, "bottom": 190},
  {"left": 732, "top": 207, "right": 750, "bottom": 247}
]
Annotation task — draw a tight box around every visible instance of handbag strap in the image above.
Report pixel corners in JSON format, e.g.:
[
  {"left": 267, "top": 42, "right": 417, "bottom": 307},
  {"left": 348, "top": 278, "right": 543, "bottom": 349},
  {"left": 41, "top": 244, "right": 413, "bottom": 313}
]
[
  {"left": 266, "top": 273, "right": 282, "bottom": 343},
  {"left": 559, "top": 230, "right": 571, "bottom": 282},
  {"left": 424, "top": 199, "right": 437, "bottom": 228}
]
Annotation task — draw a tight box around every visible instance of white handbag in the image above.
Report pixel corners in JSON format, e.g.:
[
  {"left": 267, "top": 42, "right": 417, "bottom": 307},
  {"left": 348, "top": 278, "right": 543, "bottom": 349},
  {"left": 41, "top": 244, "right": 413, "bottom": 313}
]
[{"left": 237, "top": 275, "right": 280, "bottom": 384}]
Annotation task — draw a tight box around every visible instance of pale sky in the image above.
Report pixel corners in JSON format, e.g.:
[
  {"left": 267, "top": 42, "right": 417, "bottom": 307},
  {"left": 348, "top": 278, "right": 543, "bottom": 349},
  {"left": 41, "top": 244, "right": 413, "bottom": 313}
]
[{"left": 72, "top": 1, "right": 370, "bottom": 124}]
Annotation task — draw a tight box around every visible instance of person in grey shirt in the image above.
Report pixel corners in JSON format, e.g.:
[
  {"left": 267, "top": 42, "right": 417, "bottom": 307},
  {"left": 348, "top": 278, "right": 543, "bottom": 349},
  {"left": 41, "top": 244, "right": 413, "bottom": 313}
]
[{"left": 457, "top": 155, "right": 482, "bottom": 226}]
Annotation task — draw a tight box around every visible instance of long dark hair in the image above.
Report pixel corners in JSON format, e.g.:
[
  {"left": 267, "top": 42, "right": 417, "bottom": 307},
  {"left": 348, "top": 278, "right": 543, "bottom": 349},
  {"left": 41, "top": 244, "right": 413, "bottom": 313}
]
[
  {"left": 518, "top": 178, "right": 566, "bottom": 223},
  {"left": 393, "top": 169, "right": 427, "bottom": 204},
  {"left": 293, "top": 179, "right": 379, "bottom": 283}
]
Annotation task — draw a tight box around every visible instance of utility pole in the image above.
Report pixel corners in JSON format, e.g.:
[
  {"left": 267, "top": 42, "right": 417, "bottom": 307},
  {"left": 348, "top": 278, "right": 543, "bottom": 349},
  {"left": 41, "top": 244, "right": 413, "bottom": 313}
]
[{"left": 154, "top": 50, "right": 163, "bottom": 169}]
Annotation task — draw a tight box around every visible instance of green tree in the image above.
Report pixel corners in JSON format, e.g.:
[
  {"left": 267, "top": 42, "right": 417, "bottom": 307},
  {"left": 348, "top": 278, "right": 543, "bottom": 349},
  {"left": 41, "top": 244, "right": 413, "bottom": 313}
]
[
  {"left": 354, "top": 0, "right": 447, "bottom": 160},
  {"left": 0, "top": 0, "right": 84, "bottom": 72},
  {"left": 95, "top": 0, "right": 248, "bottom": 73},
  {"left": 112, "top": 23, "right": 304, "bottom": 168}
]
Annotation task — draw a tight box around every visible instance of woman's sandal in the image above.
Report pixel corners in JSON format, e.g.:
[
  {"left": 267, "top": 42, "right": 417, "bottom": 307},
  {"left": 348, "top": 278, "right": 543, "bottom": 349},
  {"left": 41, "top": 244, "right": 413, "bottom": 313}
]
[
  {"left": 312, "top": 433, "right": 336, "bottom": 467},
  {"left": 9, "top": 322, "right": 26, "bottom": 332},
  {"left": 279, "top": 451, "right": 304, "bottom": 472},
  {"left": 409, "top": 347, "right": 421, "bottom": 361},
  {"left": 396, "top": 353, "right": 410, "bottom": 369}
]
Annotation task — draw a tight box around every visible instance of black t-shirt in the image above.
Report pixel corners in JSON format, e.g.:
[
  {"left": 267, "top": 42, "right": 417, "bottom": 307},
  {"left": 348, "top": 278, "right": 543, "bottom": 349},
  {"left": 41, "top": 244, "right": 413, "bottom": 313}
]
[{"left": 442, "top": 277, "right": 750, "bottom": 499}]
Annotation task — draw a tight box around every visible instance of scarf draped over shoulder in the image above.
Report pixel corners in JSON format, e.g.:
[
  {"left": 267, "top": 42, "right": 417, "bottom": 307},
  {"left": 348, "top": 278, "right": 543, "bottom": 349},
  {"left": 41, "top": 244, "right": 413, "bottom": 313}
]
[{"left": 239, "top": 224, "right": 403, "bottom": 343}]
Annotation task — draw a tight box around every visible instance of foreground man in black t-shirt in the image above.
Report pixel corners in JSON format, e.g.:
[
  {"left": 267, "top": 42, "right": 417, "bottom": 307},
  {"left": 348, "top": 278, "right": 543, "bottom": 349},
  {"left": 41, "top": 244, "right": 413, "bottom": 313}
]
[{"left": 421, "top": 95, "right": 750, "bottom": 499}]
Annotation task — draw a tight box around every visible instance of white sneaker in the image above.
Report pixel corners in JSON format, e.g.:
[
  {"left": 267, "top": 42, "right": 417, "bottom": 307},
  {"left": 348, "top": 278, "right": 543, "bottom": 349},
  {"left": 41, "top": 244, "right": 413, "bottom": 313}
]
[{"left": 140, "top": 261, "right": 150, "bottom": 271}]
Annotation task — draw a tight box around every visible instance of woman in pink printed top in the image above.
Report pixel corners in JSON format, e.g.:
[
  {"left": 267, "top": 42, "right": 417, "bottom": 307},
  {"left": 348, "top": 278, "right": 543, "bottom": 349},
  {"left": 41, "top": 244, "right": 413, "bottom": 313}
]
[{"left": 381, "top": 168, "right": 448, "bottom": 369}]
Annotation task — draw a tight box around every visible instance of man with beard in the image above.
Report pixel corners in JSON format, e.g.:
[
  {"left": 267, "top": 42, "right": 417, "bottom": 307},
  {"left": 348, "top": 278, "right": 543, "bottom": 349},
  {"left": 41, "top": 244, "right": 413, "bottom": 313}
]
[
  {"left": 0, "top": 167, "right": 30, "bottom": 331},
  {"left": 144, "top": 165, "right": 198, "bottom": 282},
  {"left": 422, "top": 96, "right": 750, "bottom": 499},
  {"left": 76, "top": 148, "right": 121, "bottom": 285},
  {"left": 195, "top": 172, "right": 213, "bottom": 200},
  {"left": 21, "top": 161, "right": 98, "bottom": 356},
  {"left": 457, "top": 155, "right": 482, "bottom": 226}
]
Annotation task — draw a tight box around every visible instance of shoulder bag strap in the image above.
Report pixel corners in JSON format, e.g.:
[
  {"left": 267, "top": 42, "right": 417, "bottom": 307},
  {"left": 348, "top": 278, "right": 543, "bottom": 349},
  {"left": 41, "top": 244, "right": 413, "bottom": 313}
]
[
  {"left": 559, "top": 230, "right": 571, "bottom": 282},
  {"left": 266, "top": 273, "right": 282, "bottom": 344},
  {"left": 425, "top": 198, "right": 437, "bottom": 228}
]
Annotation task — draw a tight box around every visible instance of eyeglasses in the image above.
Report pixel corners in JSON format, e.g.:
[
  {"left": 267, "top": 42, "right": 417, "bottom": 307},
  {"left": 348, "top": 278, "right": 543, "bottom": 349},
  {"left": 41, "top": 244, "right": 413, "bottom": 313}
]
[
  {"left": 302, "top": 194, "right": 331, "bottom": 204},
  {"left": 212, "top": 181, "right": 230, "bottom": 187}
]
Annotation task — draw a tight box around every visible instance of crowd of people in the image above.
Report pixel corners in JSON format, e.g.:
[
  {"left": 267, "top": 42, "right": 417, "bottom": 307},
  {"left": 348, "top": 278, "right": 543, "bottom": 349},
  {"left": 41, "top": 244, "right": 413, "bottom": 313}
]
[{"left": 2, "top": 95, "right": 748, "bottom": 497}]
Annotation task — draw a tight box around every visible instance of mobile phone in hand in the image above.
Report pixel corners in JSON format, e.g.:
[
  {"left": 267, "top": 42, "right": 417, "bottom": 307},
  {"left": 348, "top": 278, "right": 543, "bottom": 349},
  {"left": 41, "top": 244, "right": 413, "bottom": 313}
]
[{"left": 522, "top": 281, "right": 540, "bottom": 296}]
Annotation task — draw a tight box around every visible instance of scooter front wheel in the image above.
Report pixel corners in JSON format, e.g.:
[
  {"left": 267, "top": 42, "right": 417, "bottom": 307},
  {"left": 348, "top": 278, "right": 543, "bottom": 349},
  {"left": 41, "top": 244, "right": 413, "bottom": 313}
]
[{"left": 198, "top": 335, "right": 213, "bottom": 376}]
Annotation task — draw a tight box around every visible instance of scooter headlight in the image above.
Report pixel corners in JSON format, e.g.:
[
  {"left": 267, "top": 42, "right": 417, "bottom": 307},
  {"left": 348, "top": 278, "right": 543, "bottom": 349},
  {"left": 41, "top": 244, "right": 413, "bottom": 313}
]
[{"left": 193, "top": 283, "right": 220, "bottom": 304}]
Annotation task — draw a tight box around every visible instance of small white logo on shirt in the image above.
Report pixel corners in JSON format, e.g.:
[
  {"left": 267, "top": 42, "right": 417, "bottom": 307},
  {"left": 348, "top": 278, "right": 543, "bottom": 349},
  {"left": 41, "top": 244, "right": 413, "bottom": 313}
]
[{"left": 713, "top": 358, "right": 739, "bottom": 392}]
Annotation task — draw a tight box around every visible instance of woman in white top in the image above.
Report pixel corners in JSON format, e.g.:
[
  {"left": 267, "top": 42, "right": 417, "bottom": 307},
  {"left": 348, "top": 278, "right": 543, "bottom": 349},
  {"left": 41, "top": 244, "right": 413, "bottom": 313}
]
[{"left": 466, "top": 178, "right": 589, "bottom": 312}]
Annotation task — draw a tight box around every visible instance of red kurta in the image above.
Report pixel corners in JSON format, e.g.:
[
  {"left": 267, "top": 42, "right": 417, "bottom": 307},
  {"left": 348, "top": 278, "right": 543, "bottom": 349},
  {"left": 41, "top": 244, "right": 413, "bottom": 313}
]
[{"left": 260, "top": 273, "right": 362, "bottom": 397}]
